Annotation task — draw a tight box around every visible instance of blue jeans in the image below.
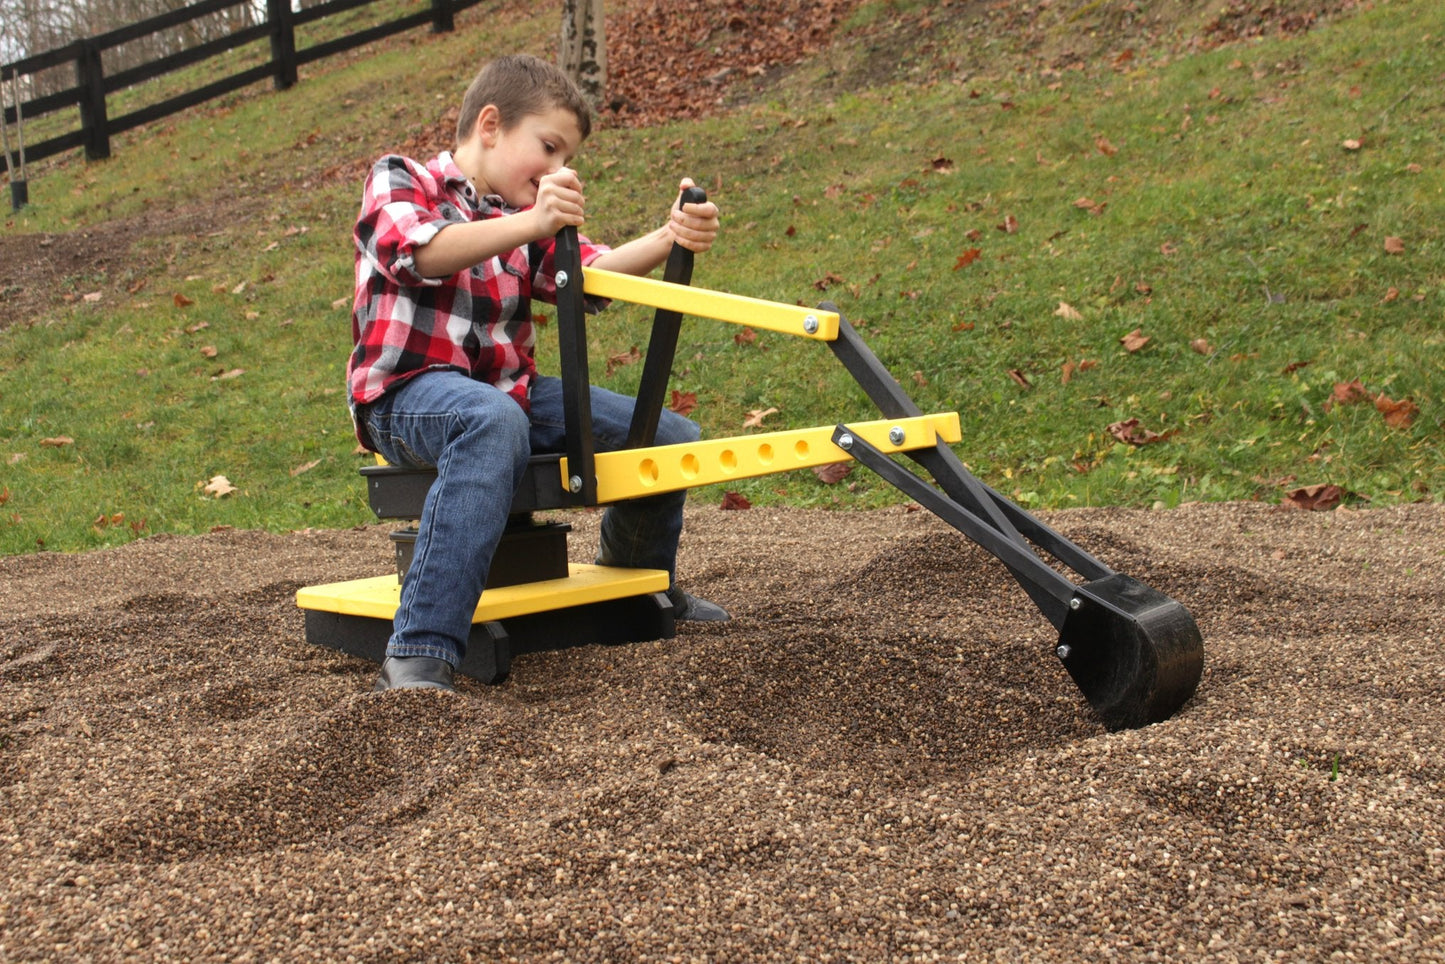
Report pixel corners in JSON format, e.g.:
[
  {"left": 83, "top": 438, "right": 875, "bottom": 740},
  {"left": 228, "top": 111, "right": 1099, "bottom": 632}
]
[{"left": 360, "top": 370, "right": 700, "bottom": 666}]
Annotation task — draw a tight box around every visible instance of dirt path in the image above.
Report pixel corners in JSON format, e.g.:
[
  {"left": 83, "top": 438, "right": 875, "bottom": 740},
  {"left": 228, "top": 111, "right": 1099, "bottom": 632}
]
[{"left": 2, "top": 501, "right": 1441, "bottom": 960}]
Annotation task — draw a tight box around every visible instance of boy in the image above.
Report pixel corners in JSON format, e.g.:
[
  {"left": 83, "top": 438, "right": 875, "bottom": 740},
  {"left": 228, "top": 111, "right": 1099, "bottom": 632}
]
[{"left": 348, "top": 54, "right": 727, "bottom": 693}]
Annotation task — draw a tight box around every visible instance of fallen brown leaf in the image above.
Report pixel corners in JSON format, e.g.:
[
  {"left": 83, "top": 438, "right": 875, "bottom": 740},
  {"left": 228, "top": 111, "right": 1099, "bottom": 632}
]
[
  {"left": 1281, "top": 483, "right": 1346, "bottom": 511},
  {"left": 812, "top": 462, "right": 853, "bottom": 485},
  {"left": 668, "top": 390, "right": 697, "bottom": 417},
  {"left": 719, "top": 491, "right": 751, "bottom": 510},
  {"left": 1374, "top": 393, "right": 1418, "bottom": 429},
  {"left": 1107, "top": 418, "right": 1173, "bottom": 446},
  {"left": 1120, "top": 329, "right": 1150, "bottom": 353},
  {"left": 605, "top": 345, "right": 642, "bottom": 377},
  {"left": 1327, "top": 379, "right": 1370, "bottom": 410},
  {"left": 953, "top": 249, "right": 982, "bottom": 270}
]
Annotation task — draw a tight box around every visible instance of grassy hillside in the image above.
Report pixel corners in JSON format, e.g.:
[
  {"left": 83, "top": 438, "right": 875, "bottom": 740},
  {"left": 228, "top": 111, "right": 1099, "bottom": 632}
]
[{"left": 0, "top": 0, "right": 1440, "bottom": 554}]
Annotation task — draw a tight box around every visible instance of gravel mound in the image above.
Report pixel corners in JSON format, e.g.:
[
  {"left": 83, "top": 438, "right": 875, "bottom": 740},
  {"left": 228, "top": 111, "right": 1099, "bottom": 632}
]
[{"left": 2, "top": 502, "right": 1442, "bottom": 961}]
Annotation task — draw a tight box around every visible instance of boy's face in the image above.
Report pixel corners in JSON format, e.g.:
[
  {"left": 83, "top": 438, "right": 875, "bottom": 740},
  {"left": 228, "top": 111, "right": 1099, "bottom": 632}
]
[{"left": 478, "top": 106, "right": 585, "bottom": 208}]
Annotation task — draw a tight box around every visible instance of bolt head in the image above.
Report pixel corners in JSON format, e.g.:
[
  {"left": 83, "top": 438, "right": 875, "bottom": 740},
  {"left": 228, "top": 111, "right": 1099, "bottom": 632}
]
[
  {"left": 1056, "top": 644, "right": 1072, "bottom": 660},
  {"left": 803, "top": 314, "right": 819, "bottom": 334},
  {"left": 888, "top": 426, "right": 906, "bottom": 445},
  {"left": 837, "top": 433, "right": 854, "bottom": 451},
  {"left": 1069, "top": 597, "right": 1082, "bottom": 611},
  {"left": 568, "top": 475, "right": 583, "bottom": 493},
  {"left": 556, "top": 270, "right": 570, "bottom": 289}
]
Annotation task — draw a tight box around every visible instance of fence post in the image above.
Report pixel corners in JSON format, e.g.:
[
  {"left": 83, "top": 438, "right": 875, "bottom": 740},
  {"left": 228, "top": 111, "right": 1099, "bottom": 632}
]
[
  {"left": 269, "top": 0, "right": 298, "bottom": 90},
  {"left": 76, "top": 40, "right": 111, "bottom": 161},
  {"left": 431, "top": 0, "right": 455, "bottom": 33}
]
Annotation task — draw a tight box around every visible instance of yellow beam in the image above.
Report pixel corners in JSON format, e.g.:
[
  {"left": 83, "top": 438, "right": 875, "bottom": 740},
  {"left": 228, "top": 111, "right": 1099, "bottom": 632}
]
[
  {"left": 581, "top": 267, "right": 840, "bottom": 341},
  {"left": 561, "top": 412, "right": 962, "bottom": 504}
]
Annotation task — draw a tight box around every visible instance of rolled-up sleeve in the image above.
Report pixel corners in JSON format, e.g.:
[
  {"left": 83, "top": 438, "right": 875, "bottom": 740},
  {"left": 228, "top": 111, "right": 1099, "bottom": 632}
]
[{"left": 354, "top": 155, "right": 460, "bottom": 288}]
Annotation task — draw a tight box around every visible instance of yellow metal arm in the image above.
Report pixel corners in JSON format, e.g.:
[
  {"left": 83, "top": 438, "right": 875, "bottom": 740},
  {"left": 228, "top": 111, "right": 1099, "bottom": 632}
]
[
  {"left": 560, "top": 412, "right": 962, "bottom": 504},
  {"left": 581, "top": 267, "right": 840, "bottom": 341}
]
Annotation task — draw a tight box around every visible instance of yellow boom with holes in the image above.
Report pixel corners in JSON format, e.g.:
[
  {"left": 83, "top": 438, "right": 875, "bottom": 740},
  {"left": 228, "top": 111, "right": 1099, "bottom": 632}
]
[{"left": 561, "top": 413, "right": 961, "bottom": 504}]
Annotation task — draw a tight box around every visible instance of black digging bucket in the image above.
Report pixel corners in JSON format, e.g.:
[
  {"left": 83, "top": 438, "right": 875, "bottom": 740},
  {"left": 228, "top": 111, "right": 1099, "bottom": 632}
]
[{"left": 1056, "top": 573, "right": 1205, "bottom": 731}]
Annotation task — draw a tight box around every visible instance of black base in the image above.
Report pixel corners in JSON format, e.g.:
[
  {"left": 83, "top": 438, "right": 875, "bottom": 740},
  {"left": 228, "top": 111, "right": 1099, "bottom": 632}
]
[
  {"left": 305, "top": 590, "right": 676, "bottom": 684},
  {"left": 390, "top": 520, "right": 572, "bottom": 589}
]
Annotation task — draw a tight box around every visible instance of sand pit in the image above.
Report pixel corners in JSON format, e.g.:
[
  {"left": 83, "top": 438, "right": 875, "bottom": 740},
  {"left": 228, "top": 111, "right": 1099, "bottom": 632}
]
[{"left": 2, "top": 502, "right": 1442, "bottom": 960}]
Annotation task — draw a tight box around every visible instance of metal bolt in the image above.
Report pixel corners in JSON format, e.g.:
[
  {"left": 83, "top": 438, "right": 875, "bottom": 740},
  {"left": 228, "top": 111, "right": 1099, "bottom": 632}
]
[
  {"left": 888, "top": 426, "right": 906, "bottom": 445},
  {"left": 1069, "top": 597, "right": 1082, "bottom": 611},
  {"left": 837, "top": 433, "right": 854, "bottom": 451},
  {"left": 556, "top": 269, "right": 570, "bottom": 289},
  {"left": 568, "top": 475, "right": 583, "bottom": 493},
  {"left": 1056, "top": 644, "right": 1072, "bottom": 660},
  {"left": 803, "top": 314, "right": 819, "bottom": 334}
]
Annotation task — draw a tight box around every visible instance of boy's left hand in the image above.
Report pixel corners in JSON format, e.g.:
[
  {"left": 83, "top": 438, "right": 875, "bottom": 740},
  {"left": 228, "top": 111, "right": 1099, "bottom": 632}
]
[{"left": 667, "top": 178, "right": 720, "bottom": 254}]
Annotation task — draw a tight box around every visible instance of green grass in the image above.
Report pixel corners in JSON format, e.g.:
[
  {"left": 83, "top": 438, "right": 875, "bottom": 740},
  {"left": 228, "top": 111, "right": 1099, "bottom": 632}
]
[{"left": 1, "top": 0, "right": 1441, "bottom": 554}]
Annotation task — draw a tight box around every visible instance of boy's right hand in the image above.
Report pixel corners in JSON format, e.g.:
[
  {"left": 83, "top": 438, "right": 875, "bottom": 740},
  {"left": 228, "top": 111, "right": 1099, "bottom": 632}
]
[{"left": 531, "top": 168, "right": 586, "bottom": 237}]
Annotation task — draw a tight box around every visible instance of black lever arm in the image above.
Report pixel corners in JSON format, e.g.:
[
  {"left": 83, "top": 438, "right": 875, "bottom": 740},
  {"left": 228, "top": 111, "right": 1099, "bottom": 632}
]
[{"left": 625, "top": 185, "right": 708, "bottom": 448}]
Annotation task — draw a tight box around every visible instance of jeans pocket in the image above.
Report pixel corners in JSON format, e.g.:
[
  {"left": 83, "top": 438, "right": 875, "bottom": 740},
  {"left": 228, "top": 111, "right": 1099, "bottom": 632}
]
[{"left": 364, "top": 410, "right": 427, "bottom": 468}]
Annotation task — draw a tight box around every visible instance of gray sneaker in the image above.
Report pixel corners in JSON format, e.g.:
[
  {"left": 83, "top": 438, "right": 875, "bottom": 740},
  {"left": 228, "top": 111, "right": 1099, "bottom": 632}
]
[
  {"left": 669, "top": 589, "right": 731, "bottom": 622},
  {"left": 373, "top": 656, "right": 457, "bottom": 692}
]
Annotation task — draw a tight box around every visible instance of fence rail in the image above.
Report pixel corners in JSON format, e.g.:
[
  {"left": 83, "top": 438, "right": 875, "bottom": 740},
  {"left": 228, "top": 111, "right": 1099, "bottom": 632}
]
[{"left": 2, "top": 0, "right": 483, "bottom": 175}]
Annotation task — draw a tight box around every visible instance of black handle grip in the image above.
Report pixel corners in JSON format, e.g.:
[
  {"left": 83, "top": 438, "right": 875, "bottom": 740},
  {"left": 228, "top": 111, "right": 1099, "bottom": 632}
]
[
  {"left": 678, "top": 185, "right": 707, "bottom": 209},
  {"left": 664, "top": 185, "right": 706, "bottom": 284}
]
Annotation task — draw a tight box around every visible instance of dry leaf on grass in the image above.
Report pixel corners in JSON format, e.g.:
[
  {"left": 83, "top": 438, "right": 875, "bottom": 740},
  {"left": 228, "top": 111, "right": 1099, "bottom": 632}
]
[
  {"left": 1107, "top": 418, "right": 1173, "bottom": 446},
  {"left": 1282, "top": 483, "right": 1348, "bottom": 511},
  {"left": 668, "top": 391, "right": 698, "bottom": 417},
  {"left": 1120, "top": 329, "right": 1150, "bottom": 352},
  {"left": 202, "top": 475, "right": 237, "bottom": 498},
  {"left": 812, "top": 462, "right": 853, "bottom": 485},
  {"left": 743, "top": 407, "right": 779, "bottom": 429}
]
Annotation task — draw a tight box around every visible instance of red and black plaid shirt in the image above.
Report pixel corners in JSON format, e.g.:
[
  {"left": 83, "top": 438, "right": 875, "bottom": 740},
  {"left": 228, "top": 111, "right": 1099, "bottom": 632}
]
[{"left": 347, "top": 151, "right": 608, "bottom": 447}]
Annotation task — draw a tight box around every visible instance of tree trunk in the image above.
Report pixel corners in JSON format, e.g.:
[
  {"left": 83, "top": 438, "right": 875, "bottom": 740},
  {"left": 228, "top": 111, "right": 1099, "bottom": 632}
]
[{"left": 559, "top": 0, "right": 605, "bottom": 111}]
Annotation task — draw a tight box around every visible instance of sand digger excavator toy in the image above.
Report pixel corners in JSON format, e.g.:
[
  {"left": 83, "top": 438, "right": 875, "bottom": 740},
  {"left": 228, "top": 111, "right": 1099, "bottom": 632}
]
[{"left": 298, "top": 190, "right": 1204, "bottom": 731}]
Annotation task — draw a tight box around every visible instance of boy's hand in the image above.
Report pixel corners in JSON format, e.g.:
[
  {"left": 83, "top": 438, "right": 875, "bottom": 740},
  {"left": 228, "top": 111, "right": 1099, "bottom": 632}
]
[
  {"left": 532, "top": 168, "right": 586, "bottom": 236},
  {"left": 667, "top": 178, "right": 720, "bottom": 253}
]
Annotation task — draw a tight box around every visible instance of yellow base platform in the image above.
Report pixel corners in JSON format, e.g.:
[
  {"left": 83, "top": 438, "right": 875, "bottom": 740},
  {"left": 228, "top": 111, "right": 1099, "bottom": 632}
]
[
  {"left": 297, "top": 564, "right": 676, "bottom": 683},
  {"left": 296, "top": 563, "right": 670, "bottom": 624}
]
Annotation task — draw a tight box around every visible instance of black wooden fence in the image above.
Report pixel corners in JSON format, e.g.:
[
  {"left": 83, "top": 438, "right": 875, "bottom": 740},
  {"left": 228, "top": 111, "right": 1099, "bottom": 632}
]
[{"left": 1, "top": 0, "right": 486, "bottom": 174}]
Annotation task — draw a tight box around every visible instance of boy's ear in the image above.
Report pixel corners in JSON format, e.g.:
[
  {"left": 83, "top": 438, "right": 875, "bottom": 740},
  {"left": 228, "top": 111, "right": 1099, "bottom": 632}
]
[{"left": 475, "top": 104, "right": 502, "bottom": 148}]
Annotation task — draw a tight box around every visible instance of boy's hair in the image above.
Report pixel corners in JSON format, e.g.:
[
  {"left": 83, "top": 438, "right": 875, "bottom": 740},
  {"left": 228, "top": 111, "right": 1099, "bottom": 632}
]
[{"left": 456, "top": 54, "right": 593, "bottom": 145}]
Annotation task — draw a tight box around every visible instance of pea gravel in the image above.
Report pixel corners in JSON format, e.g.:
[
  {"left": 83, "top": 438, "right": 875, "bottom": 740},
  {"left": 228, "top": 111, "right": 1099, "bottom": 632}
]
[{"left": 1, "top": 502, "right": 1441, "bottom": 961}]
